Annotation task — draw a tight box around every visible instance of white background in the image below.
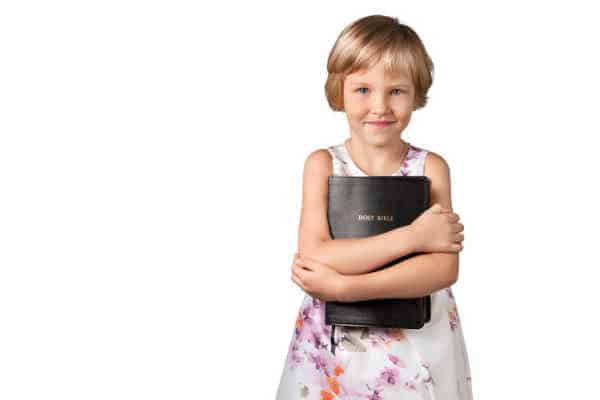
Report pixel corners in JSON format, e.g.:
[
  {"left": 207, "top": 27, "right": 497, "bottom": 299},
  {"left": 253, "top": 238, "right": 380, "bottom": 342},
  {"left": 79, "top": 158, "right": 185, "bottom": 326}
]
[{"left": 1, "top": 1, "right": 599, "bottom": 399}]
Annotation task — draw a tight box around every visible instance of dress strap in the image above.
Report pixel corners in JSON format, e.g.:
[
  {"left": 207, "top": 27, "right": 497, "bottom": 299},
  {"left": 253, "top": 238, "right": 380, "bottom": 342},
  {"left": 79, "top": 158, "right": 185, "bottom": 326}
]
[
  {"left": 404, "top": 144, "right": 429, "bottom": 176},
  {"left": 327, "top": 144, "right": 352, "bottom": 177}
]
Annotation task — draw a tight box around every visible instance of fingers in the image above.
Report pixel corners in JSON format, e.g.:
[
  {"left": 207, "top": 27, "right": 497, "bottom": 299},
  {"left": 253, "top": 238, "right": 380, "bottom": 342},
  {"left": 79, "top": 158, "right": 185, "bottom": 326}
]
[
  {"left": 291, "top": 261, "right": 313, "bottom": 295},
  {"left": 291, "top": 271, "right": 304, "bottom": 289},
  {"left": 449, "top": 233, "right": 465, "bottom": 252},
  {"left": 295, "top": 255, "right": 315, "bottom": 271},
  {"left": 292, "top": 256, "right": 313, "bottom": 278},
  {"left": 291, "top": 270, "right": 300, "bottom": 283},
  {"left": 442, "top": 212, "right": 460, "bottom": 224},
  {"left": 293, "top": 253, "right": 309, "bottom": 269},
  {"left": 291, "top": 262, "right": 304, "bottom": 282}
]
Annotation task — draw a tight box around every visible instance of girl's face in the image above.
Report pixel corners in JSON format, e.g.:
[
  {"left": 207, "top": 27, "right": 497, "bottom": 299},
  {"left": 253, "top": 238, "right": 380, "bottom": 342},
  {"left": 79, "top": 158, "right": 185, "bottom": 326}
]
[{"left": 342, "top": 59, "right": 415, "bottom": 145}]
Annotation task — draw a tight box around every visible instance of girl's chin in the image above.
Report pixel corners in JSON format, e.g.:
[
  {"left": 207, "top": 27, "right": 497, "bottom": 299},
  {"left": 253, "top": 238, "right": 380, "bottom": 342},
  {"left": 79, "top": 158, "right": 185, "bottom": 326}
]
[
  {"left": 356, "top": 133, "right": 400, "bottom": 147},
  {"left": 365, "top": 129, "right": 399, "bottom": 139}
]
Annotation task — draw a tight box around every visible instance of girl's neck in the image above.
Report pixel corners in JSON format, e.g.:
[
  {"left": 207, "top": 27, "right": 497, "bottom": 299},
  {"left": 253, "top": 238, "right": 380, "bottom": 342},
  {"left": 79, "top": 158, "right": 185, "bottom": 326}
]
[{"left": 345, "top": 136, "right": 409, "bottom": 176}]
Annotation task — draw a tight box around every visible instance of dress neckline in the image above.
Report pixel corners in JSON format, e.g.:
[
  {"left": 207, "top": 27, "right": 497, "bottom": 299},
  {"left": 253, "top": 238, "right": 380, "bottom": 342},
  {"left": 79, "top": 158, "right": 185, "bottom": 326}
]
[{"left": 341, "top": 139, "right": 411, "bottom": 177}]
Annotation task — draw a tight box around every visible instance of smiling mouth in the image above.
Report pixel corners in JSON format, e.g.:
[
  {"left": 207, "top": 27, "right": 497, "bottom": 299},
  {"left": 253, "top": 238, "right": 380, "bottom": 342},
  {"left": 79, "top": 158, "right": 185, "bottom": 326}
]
[{"left": 367, "top": 121, "right": 395, "bottom": 127}]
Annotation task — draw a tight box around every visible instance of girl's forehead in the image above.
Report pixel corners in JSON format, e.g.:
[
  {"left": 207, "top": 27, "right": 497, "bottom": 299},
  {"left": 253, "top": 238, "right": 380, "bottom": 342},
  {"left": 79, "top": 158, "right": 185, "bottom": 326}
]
[{"left": 346, "top": 69, "right": 412, "bottom": 84}]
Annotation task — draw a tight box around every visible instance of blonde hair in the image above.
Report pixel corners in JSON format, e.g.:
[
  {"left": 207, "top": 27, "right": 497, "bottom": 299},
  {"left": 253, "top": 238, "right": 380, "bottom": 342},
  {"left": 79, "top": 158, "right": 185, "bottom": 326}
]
[{"left": 324, "top": 15, "right": 434, "bottom": 111}]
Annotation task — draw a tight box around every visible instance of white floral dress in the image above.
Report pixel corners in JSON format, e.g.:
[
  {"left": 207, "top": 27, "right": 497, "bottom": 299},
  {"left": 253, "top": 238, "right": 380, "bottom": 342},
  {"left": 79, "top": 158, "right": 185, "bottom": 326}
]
[{"left": 275, "top": 141, "right": 473, "bottom": 400}]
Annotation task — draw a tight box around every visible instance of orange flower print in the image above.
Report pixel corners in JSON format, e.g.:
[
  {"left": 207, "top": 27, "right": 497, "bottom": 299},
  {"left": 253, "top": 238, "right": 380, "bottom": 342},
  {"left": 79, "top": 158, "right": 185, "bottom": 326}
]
[
  {"left": 320, "top": 389, "right": 335, "bottom": 400},
  {"left": 326, "top": 376, "right": 340, "bottom": 394},
  {"left": 387, "top": 328, "right": 407, "bottom": 342},
  {"left": 334, "top": 364, "right": 344, "bottom": 376},
  {"left": 295, "top": 313, "right": 304, "bottom": 330}
]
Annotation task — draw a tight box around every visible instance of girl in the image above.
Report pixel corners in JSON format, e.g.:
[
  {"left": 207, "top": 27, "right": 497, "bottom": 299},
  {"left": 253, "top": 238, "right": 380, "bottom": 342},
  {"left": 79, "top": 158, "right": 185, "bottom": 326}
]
[{"left": 275, "top": 15, "right": 472, "bottom": 400}]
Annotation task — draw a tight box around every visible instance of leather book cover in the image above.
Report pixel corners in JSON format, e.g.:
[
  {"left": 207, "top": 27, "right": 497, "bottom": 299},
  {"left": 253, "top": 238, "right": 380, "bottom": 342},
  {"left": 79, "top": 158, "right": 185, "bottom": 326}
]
[{"left": 324, "top": 176, "right": 432, "bottom": 329}]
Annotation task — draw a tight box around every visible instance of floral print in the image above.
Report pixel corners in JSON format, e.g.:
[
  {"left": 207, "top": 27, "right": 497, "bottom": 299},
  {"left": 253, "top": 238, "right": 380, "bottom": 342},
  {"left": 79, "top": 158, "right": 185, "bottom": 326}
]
[{"left": 276, "top": 141, "right": 473, "bottom": 399}]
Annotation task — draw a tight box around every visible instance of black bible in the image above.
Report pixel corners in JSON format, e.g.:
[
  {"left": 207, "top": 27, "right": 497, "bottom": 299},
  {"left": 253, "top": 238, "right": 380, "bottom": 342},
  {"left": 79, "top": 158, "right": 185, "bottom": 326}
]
[{"left": 324, "top": 176, "right": 432, "bottom": 330}]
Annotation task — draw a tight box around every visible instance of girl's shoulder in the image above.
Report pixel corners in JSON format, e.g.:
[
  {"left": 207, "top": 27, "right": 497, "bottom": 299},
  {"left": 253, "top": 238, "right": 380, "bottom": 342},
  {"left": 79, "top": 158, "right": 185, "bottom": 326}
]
[
  {"left": 301, "top": 144, "right": 348, "bottom": 177},
  {"left": 302, "top": 147, "right": 334, "bottom": 176},
  {"left": 420, "top": 147, "right": 452, "bottom": 177}
]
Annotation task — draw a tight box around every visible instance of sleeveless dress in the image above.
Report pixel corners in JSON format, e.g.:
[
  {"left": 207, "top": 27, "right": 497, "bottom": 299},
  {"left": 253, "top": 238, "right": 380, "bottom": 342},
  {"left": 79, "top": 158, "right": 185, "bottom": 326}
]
[{"left": 275, "top": 140, "right": 473, "bottom": 400}]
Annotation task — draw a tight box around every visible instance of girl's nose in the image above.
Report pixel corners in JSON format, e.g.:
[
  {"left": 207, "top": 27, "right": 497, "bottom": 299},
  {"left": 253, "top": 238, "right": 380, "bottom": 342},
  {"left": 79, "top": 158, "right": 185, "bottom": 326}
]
[{"left": 370, "top": 95, "right": 390, "bottom": 113}]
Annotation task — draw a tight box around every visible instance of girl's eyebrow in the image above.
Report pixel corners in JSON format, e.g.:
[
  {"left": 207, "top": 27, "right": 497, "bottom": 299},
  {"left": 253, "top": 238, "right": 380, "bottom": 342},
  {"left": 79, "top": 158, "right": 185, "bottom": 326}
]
[{"left": 350, "top": 81, "right": 411, "bottom": 88}]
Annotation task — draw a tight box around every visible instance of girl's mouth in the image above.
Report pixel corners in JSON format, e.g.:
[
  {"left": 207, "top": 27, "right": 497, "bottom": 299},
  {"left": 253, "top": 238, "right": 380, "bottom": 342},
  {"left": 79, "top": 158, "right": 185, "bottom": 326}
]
[{"left": 367, "top": 122, "right": 394, "bottom": 128}]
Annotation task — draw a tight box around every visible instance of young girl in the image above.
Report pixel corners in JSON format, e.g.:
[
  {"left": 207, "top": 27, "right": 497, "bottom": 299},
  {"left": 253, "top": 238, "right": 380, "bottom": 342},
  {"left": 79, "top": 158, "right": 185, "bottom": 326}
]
[{"left": 275, "top": 15, "right": 472, "bottom": 400}]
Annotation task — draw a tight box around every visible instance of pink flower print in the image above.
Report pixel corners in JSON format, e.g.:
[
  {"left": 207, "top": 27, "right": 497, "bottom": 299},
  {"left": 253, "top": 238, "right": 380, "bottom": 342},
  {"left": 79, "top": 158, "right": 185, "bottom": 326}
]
[
  {"left": 342, "top": 162, "right": 353, "bottom": 176},
  {"left": 400, "top": 147, "right": 416, "bottom": 169},
  {"left": 367, "top": 334, "right": 386, "bottom": 349},
  {"left": 419, "top": 362, "right": 434, "bottom": 385},
  {"left": 312, "top": 297, "right": 323, "bottom": 308},
  {"left": 302, "top": 302, "right": 314, "bottom": 318},
  {"left": 366, "top": 388, "right": 384, "bottom": 400},
  {"left": 306, "top": 350, "right": 334, "bottom": 378},
  {"left": 388, "top": 354, "right": 407, "bottom": 368},
  {"left": 290, "top": 346, "right": 304, "bottom": 365},
  {"left": 376, "top": 366, "right": 401, "bottom": 386},
  {"left": 448, "top": 305, "right": 460, "bottom": 331},
  {"left": 403, "top": 379, "right": 418, "bottom": 391},
  {"left": 286, "top": 342, "right": 305, "bottom": 368},
  {"left": 307, "top": 328, "right": 328, "bottom": 351}
]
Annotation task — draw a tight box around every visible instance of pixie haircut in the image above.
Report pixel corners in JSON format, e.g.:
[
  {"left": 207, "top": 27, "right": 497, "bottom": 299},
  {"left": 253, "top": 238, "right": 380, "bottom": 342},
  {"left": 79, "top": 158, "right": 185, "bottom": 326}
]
[{"left": 325, "top": 15, "right": 434, "bottom": 112}]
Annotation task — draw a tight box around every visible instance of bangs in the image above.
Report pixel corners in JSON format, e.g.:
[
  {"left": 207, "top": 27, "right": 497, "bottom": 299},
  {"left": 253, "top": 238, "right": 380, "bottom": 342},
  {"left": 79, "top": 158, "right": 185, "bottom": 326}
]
[{"left": 346, "top": 41, "right": 416, "bottom": 81}]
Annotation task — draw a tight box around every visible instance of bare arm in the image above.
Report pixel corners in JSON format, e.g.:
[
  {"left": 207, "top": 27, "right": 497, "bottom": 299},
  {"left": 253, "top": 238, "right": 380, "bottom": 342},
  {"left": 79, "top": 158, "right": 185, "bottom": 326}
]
[
  {"left": 297, "top": 149, "right": 419, "bottom": 275},
  {"left": 304, "top": 227, "right": 419, "bottom": 276},
  {"left": 338, "top": 151, "right": 461, "bottom": 300},
  {"left": 341, "top": 252, "right": 457, "bottom": 301}
]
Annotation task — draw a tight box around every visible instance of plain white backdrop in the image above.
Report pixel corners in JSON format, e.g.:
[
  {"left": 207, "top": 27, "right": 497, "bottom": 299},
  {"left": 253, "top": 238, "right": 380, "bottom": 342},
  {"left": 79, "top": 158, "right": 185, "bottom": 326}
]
[{"left": 1, "top": 1, "right": 599, "bottom": 398}]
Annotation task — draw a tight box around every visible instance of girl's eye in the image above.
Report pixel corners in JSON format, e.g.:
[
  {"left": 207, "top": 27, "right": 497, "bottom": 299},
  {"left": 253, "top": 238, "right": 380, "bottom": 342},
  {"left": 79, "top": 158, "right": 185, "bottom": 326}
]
[{"left": 356, "top": 88, "right": 405, "bottom": 95}]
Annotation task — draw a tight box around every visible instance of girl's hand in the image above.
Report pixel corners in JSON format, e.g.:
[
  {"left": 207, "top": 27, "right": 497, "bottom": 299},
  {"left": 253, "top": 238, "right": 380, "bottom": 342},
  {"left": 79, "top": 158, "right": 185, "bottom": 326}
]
[
  {"left": 290, "top": 252, "right": 347, "bottom": 302},
  {"left": 409, "top": 203, "right": 465, "bottom": 253}
]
